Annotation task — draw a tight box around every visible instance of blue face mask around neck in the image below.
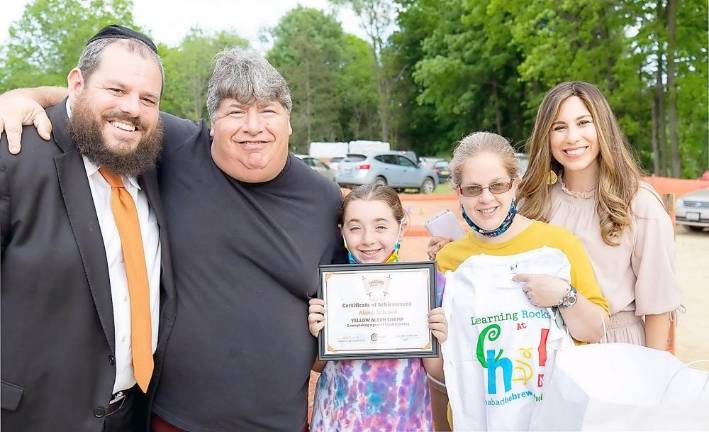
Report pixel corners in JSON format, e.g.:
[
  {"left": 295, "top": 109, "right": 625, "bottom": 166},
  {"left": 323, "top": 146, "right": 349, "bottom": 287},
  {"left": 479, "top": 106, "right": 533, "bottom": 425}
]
[{"left": 461, "top": 200, "right": 517, "bottom": 238}]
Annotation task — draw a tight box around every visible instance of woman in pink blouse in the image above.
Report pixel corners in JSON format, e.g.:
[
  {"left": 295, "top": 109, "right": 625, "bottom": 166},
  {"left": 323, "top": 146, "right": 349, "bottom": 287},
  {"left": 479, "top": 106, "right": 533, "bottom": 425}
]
[{"left": 516, "top": 81, "right": 681, "bottom": 349}]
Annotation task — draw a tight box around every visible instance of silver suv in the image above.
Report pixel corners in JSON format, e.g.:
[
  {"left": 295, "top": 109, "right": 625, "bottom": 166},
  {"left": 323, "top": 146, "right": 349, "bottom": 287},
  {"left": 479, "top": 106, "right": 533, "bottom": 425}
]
[{"left": 336, "top": 153, "right": 439, "bottom": 193}]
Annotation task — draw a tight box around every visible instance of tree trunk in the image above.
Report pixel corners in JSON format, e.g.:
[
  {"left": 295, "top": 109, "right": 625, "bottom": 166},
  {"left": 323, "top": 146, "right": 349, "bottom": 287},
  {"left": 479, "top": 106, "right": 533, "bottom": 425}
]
[
  {"left": 491, "top": 81, "right": 502, "bottom": 134},
  {"left": 351, "top": 107, "right": 362, "bottom": 139},
  {"left": 666, "top": 0, "right": 680, "bottom": 177},
  {"left": 305, "top": 59, "right": 312, "bottom": 150},
  {"left": 350, "top": 0, "right": 393, "bottom": 144},
  {"left": 191, "top": 72, "right": 203, "bottom": 121},
  {"left": 377, "top": 64, "right": 389, "bottom": 143},
  {"left": 599, "top": 7, "right": 617, "bottom": 91},
  {"left": 651, "top": 95, "right": 660, "bottom": 175},
  {"left": 653, "top": 0, "right": 666, "bottom": 175}
]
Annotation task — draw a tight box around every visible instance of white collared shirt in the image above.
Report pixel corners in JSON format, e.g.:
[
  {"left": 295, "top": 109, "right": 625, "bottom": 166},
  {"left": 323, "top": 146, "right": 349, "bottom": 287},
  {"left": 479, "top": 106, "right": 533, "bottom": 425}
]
[
  {"left": 82, "top": 157, "right": 161, "bottom": 394},
  {"left": 67, "top": 99, "right": 160, "bottom": 393}
]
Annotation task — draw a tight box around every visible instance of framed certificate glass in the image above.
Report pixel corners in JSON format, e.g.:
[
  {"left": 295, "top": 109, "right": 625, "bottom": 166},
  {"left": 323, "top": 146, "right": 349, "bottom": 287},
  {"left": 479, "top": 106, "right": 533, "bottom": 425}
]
[{"left": 317, "top": 262, "right": 439, "bottom": 360}]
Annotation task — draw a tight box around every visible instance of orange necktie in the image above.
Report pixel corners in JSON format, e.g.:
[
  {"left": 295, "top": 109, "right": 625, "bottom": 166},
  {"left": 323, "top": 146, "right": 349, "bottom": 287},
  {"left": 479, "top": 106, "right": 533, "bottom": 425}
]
[{"left": 99, "top": 167, "right": 154, "bottom": 393}]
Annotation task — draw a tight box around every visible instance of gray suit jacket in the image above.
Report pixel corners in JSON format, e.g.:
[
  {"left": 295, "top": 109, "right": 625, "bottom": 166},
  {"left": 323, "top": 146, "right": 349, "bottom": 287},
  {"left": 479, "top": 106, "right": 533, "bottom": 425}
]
[{"left": 0, "top": 101, "right": 176, "bottom": 432}]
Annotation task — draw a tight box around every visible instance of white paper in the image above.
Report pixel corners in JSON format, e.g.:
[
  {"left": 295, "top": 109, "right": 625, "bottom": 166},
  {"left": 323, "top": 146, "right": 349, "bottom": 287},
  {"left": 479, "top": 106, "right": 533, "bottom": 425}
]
[{"left": 425, "top": 210, "right": 465, "bottom": 240}]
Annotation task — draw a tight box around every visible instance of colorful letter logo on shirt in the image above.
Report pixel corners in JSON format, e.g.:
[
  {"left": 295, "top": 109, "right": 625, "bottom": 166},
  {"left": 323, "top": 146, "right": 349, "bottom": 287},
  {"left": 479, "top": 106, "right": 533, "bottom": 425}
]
[
  {"left": 476, "top": 324, "right": 513, "bottom": 394},
  {"left": 476, "top": 324, "right": 550, "bottom": 395}
]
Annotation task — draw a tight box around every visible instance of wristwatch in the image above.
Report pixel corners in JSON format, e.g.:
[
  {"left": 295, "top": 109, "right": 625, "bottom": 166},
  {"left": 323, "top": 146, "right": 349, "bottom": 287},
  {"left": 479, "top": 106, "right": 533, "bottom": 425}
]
[{"left": 558, "top": 285, "right": 578, "bottom": 309}]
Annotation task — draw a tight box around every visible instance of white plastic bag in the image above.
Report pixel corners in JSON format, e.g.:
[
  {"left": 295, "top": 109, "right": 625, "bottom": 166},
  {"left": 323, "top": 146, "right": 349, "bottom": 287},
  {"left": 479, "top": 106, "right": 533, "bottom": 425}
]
[{"left": 529, "top": 343, "right": 709, "bottom": 430}]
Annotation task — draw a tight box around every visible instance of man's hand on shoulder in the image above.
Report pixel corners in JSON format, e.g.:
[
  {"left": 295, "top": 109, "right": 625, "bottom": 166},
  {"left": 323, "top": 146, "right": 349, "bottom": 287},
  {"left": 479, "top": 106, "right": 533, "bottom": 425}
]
[{"left": 0, "top": 87, "right": 65, "bottom": 154}]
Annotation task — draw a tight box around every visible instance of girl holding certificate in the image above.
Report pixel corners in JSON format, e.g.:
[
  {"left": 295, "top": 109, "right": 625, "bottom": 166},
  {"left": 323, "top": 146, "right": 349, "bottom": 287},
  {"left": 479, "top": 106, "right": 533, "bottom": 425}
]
[
  {"left": 434, "top": 132, "right": 609, "bottom": 430},
  {"left": 307, "top": 184, "right": 447, "bottom": 431}
]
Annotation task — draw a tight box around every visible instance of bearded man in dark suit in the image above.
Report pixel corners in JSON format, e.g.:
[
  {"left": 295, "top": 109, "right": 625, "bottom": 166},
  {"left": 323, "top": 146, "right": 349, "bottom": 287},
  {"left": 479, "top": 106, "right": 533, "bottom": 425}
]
[{"left": 0, "top": 26, "right": 176, "bottom": 432}]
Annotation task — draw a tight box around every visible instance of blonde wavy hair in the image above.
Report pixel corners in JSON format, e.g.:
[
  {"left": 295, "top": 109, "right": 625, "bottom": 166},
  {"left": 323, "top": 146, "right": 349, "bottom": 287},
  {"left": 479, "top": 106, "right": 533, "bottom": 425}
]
[{"left": 517, "top": 81, "right": 641, "bottom": 246}]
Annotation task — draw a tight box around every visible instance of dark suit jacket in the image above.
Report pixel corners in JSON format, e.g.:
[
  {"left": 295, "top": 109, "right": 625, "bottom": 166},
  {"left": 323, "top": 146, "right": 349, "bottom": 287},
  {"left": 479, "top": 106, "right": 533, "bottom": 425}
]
[{"left": 0, "top": 101, "right": 176, "bottom": 431}]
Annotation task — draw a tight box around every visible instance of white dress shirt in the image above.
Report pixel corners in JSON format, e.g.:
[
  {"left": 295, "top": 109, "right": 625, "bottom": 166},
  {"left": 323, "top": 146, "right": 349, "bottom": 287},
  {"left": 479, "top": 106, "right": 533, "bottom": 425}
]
[
  {"left": 67, "top": 100, "right": 160, "bottom": 393},
  {"left": 82, "top": 157, "right": 161, "bottom": 394}
]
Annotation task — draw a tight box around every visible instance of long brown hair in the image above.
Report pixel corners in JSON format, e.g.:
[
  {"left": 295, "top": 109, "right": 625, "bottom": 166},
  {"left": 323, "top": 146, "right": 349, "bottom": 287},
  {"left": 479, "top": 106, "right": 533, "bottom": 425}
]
[{"left": 517, "top": 81, "right": 641, "bottom": 246}]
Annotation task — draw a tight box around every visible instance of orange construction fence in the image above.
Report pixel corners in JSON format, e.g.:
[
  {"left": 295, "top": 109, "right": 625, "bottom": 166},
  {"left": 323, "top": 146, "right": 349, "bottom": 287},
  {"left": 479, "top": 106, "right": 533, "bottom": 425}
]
[{"left": 400, "top": 176, "right": 709, "bottom": 238}]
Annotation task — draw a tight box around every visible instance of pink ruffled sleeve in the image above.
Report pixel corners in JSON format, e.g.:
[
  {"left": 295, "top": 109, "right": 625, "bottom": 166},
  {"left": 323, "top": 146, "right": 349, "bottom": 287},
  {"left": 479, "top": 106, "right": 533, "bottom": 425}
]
[{"left": 630, "top": 185, "right": 682, "bottom": 315}]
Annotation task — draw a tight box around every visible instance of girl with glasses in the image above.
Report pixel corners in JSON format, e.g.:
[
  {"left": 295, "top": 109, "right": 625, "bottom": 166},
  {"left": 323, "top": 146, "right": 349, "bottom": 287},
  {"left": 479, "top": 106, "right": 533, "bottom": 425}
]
[{"left": 431, "top": 132, "right": 609, "bottom": 430}]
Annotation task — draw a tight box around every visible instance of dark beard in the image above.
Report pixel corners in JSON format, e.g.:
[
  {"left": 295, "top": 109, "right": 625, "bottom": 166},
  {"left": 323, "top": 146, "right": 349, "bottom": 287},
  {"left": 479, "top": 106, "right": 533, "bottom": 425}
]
[{"left": 69, "top": 98, "right": 163, "bottom": 177}]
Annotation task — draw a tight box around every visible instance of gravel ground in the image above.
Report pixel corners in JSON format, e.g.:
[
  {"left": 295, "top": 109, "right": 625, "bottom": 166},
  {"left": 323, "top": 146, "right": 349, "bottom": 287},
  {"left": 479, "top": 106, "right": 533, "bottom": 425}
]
[{"left": 673, "top": 226, "right": 709, "bottom": 369}]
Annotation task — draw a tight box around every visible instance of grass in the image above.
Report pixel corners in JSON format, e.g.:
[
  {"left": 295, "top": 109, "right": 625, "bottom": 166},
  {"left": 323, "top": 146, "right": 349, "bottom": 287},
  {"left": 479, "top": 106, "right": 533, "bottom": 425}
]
[
  {"left": 433, "top": 183, "right": 453, "bottom": 195},
  {"left": 397, "top": 182, "right": 453, "bottom": 195}
]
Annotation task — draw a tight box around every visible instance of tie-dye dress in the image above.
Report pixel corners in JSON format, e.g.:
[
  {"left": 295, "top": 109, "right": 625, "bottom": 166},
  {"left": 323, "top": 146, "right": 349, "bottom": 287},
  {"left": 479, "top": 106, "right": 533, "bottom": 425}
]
[{"left": 310, "top": 357, "right": 432, "bottom": 431}]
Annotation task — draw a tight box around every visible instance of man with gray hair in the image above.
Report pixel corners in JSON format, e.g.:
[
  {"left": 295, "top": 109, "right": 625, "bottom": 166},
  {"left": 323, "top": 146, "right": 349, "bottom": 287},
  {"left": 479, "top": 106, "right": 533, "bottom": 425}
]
[
  {"left": 1, "top": 46, "right": 345, "bottom": 431},
  {"left": 1, "top": 25, "right": 176, "bottom": 432},
  {"left": 124, "top": 47, "right": 343, "bottom": 431},
  {"left": 148, "top": 47, "right": 345, "bottom": 431}
]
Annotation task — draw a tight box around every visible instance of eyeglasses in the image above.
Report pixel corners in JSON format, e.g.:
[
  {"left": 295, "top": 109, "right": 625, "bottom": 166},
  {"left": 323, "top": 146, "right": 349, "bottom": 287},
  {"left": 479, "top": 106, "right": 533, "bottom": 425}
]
[{"left": 457, "top": 179, "right": 514, "bottom": 197}]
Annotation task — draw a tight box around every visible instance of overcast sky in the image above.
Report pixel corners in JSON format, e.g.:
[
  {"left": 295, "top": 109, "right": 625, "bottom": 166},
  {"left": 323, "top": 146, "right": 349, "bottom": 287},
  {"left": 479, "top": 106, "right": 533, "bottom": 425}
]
[{"left": 1, "top": 0, "right": 369, "bottom": 51}]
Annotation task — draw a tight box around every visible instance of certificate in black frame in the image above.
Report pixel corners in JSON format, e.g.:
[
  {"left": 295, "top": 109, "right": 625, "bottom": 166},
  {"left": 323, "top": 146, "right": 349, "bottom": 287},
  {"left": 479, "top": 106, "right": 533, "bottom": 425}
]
[{"left": 317, "top": 261, "right": 439, "bottom": 361}]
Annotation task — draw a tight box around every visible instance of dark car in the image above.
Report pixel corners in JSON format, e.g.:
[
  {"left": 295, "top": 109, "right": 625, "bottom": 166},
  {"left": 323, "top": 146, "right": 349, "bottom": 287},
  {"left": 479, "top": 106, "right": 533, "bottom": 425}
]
[{"left": 432, "top": 160, "right": 450, "bottom": 182}]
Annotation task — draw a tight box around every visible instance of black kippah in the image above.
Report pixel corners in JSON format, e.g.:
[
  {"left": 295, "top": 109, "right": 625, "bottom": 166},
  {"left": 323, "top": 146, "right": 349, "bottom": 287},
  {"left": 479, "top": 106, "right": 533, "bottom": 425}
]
[{"left": 86, "top": 24, "right": 158, "bottom": 53}]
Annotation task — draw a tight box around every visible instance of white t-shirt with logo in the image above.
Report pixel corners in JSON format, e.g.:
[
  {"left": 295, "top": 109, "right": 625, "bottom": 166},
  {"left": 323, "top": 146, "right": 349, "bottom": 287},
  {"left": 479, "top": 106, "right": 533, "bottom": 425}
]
[{"left": 442, "top": 247, "right": 573, "bottom": 431}]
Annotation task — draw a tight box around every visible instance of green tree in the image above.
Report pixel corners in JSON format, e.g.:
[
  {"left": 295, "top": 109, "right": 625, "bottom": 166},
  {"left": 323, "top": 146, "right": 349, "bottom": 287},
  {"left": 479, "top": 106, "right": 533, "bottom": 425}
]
[
  {"left": 387, "top": 0, "right": 449, "bottom": 155},
  {"left": 666, "top": 0, "right": 680, "bottom": 176},
  {"left": 0, "top": 0, "right": 136, "bottom": 91},
  {"left": 160, "top": 28, "right": 248, "bottom": 121},
  {"left": 674, "top": 0, "right": 708, "bottom": 177},
  {"left": 336, "top": 34, "right": 380, "bottom": 139},
  {"left": 268, "top": 7, "right": 346, "bottom": 152},
  {"left": 332, "top": 0, "right": 397, "bottom": 142},
  {"left": 410, "top": 0, "right": 526, "bottom": 150},
  {"left": 488, "top": 0, "right": 706, "bottom": 177},
  {"left": 610, "top": 0, "right": 707, "bottom": 177},
  {"left": 496, "top": 0, "right": 640, "bottom": 123},
  {"left": 388, "top": 0, "right": 706, "bottom": 175}
]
